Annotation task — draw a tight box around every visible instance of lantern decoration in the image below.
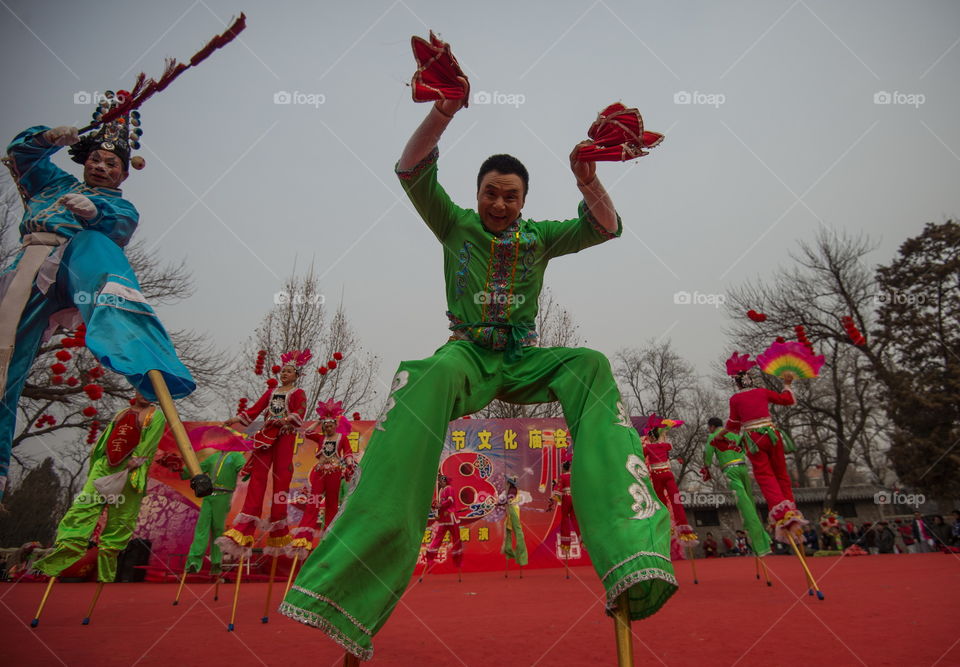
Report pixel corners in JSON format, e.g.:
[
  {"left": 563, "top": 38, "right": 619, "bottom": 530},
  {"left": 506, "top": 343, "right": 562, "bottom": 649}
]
[
  {"left": 266, "top": 378, "right": 278, "bottom": 388},
  {"left": 254, "top": 349, "right": 267, "bottom": 375},
  {"left": 352, "top": 412, "right": 361, "bottom": 421},
  {"left": 83, "top": 383, "right": 104, "bottom": 401},
  {"left": 333, "top": 352, "right": 343, "bottom": 361},
  {"left": 82, "top": 406, "right": 98, "bottom": 418},
  {"left": 794, "top": 324, "right": 815, "bottom": 355},
  {"left": 841, "top": 316, "right": 866, "bottom": 346},
  {"left": 55, "top": 349, "right": 72, "bottom": 362},
  {"left": 66, "top": 376, "right": 79, "bottom": 387},
  {"left": 271, "top": 364, "right": 281, "bottom": 375},
  {"left": 51, "top": 362, "right": 67, "bottom": 375},
  {"left": 746, "top": 309, "right": 767, "bottom": 323}
]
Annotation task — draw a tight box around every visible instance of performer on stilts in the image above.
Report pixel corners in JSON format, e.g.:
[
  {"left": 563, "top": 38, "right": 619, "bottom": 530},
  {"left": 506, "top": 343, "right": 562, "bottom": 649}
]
[
  {"left": 499, "top": 474, "right": 529, "bottom": 576},
  {"left": 280, "top": 33, "right": 675, "bottom": 662},
  {"left": 162, "top": 446, "right": 247, "bottom": 605},
  {"left": 702, "top": 416, "right": 770, "bottom": 557},
  {"left": 423, "top": 473, "right": 463, "bottom": 578},
  {"left": 31, "top": 392, "right": 166, "bottom": 626},
  {"left": 1, "top": 98, "right": 210, "bottom": 503},
  {"left": 701, "top": 416, "right": 772, "bottom": 584},
  {"left": 287, "top": 399, "right": 355, "bottom": 564},
  {"left": 216, "top": 350, "right": 308, "bottom": 627},
  {"left": 641, "top": 416, "right": 699, "bottom": 549},
  {"left": 550, "top": 458, "right": 580, "bottom": 577}
]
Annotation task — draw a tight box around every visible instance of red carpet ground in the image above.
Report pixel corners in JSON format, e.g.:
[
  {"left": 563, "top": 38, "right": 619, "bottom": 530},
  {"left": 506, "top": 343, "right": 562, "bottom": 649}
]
[{"left": 1, "top": 553, "right": 957, "bottom": 666}]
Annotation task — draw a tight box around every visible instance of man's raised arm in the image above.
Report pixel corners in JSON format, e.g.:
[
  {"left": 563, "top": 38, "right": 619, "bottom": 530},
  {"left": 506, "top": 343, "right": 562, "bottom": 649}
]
[
  {"left": 570, "top": 141, "right": 618, "bottom": 234},
  {"left": 397, "top": 80, "right": 467, "bottom": 171}
]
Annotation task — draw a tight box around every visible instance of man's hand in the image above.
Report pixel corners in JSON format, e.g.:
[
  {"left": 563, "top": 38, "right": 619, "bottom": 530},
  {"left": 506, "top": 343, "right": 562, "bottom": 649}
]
[
  {"left": 570, "top": 141, "right": 597, "bottom": 186},
  {"left": 59, "top": 193, "right": 97, "bottom": 220},
  {"left": 44, "top": 126, "right": 80, "bottom": 146},
  {"left": 434, "top": 76, "right": 469, "bottom": 118}
]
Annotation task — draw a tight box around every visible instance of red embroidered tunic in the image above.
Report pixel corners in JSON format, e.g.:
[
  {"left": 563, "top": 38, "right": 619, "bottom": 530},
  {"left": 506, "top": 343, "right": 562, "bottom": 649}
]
[{"left": 725, "top": 387, "right": 794, "bottom": 432}]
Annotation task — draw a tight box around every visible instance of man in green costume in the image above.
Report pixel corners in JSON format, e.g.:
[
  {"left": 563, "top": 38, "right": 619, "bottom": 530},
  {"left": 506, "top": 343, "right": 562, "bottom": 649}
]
[
  {"left": 701, "top": 417, "right": 771, "bottom": 557},
  {"left": 279, "top": 92, "right": 675, "bottom": 660},
  {"left": 35, "top": 393, "right": 166, "bottom": 582},
  {"left": 165, "top": 447, "right": 247, "bottom": 573}
]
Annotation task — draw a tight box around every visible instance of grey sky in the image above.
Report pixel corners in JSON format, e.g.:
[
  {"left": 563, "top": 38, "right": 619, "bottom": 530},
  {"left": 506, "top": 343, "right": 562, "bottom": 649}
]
[{"left": 3, "top": 0, "right": 958, "bottom": 416}]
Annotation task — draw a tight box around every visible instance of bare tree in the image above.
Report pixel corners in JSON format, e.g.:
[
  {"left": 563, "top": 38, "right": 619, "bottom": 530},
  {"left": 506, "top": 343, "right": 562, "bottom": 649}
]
[{"left": 229, "top": 266, "right": 381, "bottom": 420}]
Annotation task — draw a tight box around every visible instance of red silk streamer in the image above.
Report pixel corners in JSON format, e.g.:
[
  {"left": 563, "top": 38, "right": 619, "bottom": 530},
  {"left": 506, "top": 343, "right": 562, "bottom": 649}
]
[
  {"left": 78, "top": 14, "right": 247, "bottom": 134},
  {"left": 410, "top": 31, "right": 470, "bottom": 104}
]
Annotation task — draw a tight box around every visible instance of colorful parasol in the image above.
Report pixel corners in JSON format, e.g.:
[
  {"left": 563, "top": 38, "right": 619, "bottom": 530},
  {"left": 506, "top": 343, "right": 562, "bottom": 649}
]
[
  {"left": 410, "top": 31, "right": 470, "bottom": 105},
  {"left": 577, "top": 103, "right": 664, "bottom": 162},
  {"left": 757, "top": 340, "right": 825, "bottom": 379}
]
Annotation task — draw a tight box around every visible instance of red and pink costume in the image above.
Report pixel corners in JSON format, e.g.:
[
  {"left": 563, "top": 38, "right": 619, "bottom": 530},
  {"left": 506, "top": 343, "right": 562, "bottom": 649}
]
[
  {"left": 425, "top": 480, "right": 462, "bottom": 566},
  {"left": 641, "top": 415, "right": 698, "bottom": 547},
  {"left": 553, "top": 470, "right": 580, "bottom": 551}
]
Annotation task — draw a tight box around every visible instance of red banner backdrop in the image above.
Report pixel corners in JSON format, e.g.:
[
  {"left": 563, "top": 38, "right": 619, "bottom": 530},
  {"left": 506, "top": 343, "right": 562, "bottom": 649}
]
[{"left": 133, "top": 418, "right": 589, "bottom": 576}]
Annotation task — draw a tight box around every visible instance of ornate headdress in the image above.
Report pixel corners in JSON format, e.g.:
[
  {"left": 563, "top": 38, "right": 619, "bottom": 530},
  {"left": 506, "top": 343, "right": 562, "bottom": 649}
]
[
  {"left": 69, "top": 91, "right": 143, "bottom": 171},
  {"left": 315, "top": 397, "right": 351, "bottom": 435},
  {"left": 641, "top": 413, "right": 685, "bottom": 435},
  {"left": 279, "top": 349, "right": 313, "bottom": 375},
  {"left": 725, "top": 351, "right": 756, "bottom": 377}
]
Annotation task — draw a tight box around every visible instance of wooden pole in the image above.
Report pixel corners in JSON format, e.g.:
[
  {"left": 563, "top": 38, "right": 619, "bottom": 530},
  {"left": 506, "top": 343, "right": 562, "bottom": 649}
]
[
  {"left": 227, "top": 554, "right": 244, "bottom": 631},
  {"left": 147, "top": 370, "right": 209, "bottom": 496},
  {"left": 687, "top": 547, "right": 698, "bottom": 584},
  {"left": 758, "top": 557, "right": 772, "bottom": 587},
  {"left": 283, "top": 554, "right": 300, "bottom": 598},
  {"left": 30, "top": 577, "right": 57, "bottom": 627},
  {"left": 261, "top": 555, "right": 279, "bottom": 623},
  {"left": 173, "top": 568, "right": 188, "bottom": 605},
  {"left": 81, "top": 581, "right": 105, "bottom": 625},
  {"left": 343, "top": 651, "right": 361, "bottom": 666},
  {"left": 613, "top": 590, "right": 634, "bottom": 667},
  {"left": 787, "top": 533, "right": 823, "bottom": 600}
]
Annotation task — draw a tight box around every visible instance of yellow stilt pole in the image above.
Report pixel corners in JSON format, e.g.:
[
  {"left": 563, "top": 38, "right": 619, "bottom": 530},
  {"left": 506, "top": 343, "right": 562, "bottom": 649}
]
[
  {"left": 30, "top": 577, "right": 57, "bottom": 627},
  {"left": 227, "top": 554, "right": 244, "bottom": 631},
  {"left": 148, "top": 370, "right": 211, "bottom": 498},
  {"left": 81, "top": 581, "right": 105, "bottom": 625},
  {"left": 214, "top": 575, "right": 221, "bottom": 602},
  {"left": 755, "top": 555, "right": 761, "bottom": 580},
  {"left": 261, "top": 555, "right": 279, "bottom": 623},
  {"left": 758, "top": 556, "right": 772, "bottom": 587},
  {"left": 787, "top": 533, "right": 823, "bottom": 600},
  {"left": 173, "top": 568, "right": 188, "bottom": 605},
  {"left": 613, "top": 590, "right": 634, "bottom": 667},
  {"left": 283, "top": 554, "right": 300, "bottom": 598},
  {"left": 687, "top": 547, "right": 699, "bottom": 584}
]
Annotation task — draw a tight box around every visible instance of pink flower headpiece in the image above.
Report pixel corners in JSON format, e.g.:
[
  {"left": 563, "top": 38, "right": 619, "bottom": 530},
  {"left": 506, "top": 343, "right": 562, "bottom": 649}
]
[
  {"left": 280, "top": 349, "right": 313, "bottom": 373},
  {"left": 315, "top": 398, "right": 351, "bottom": 435},
  {"left": 725, "top": 351, "right": 756, "bottom": 377}
]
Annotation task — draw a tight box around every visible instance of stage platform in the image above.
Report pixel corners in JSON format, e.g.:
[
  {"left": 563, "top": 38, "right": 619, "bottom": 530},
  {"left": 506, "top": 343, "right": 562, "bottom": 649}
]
[{"left": 2, "top": 553, "right": 957, "bottom": 665}]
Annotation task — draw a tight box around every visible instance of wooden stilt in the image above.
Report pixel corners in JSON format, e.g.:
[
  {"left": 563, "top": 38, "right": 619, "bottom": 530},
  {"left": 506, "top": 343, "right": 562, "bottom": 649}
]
[
  {"left": 30, "top": 577, "right": 57, "bottom": 627},
  {"left": 687, "top": 547, "right": 698, "bottom": 584},
  {"left": 519, "top": 565, "right": 523, "bottom": 579},
  {"left": 173, "top": 568, "right": 188, "bottom": 605},
  {"left": 214, "top": 575, "right": 221, "bottom": 602},
  {"left": 343, "top": 651, "right": 361, "bottom": 666},
  {"left": 81, "top": 581, "right": 105, "bottom": 625},
  {"left": 457, "top": 563, "right": 462, "bottom": 583},
  {"left": 284, "top": 554, "right": 300, "bottom": 598},
  {"left": 612, "top": 590, "right": 634, "bottom": 667},
  {"left": 758, "top": 557, "right": 772, "bottom": 587},
  {"left": 755, "top": 555, "right": 761, "bottom": 580},
  {"left": 227, "top": 554, "right": 244, "bottom": 631},
  {"left": 261, "top": 555, "right": 279, "bottom": 623},
  {"left": 504, "top": 556, "right": 509, "bottom": 579},
  {"left": 148, "top": 370, "right": 210, "bottom": 497},
  {"left": 786, "top": 533, "right": 823, "bottom": 600}
]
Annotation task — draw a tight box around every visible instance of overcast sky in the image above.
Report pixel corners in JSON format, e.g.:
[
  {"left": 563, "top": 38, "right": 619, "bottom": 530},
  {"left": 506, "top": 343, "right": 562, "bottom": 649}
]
[{"left": 3, "top": 0, "right": 958, "bottom": 416}]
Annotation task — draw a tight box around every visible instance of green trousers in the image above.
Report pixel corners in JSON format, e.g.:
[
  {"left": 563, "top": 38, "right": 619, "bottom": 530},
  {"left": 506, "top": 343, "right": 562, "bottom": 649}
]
[
  {"left": 186, "top": 493, "right": 233, "bottom": 572},
  {"left": 502, "top": 504, "right": 528, "bottom": 566},
  {"left": 724, "top": 463, "right": 772, "bottom": 556},
  {"left": 280, "top": 341, "right": 676, "bottom": 660},
  {"left": 34, "top": 475, "right": 145, "bottom": 583}
]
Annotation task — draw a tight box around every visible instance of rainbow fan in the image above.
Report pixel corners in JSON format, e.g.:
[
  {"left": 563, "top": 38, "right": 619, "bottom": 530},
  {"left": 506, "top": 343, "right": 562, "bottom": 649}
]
[{"left": 756, "top": 340, "right": 825, "bottom": 379}]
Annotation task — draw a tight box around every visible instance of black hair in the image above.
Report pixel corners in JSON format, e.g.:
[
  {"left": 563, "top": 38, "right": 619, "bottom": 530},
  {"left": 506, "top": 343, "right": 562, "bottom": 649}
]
[
  {"left": 477, "top": 154, "right": 529, "bottom": 196},
  {"left": 707, "top": 417, "right": 723, "bottom": 429},
  {"left": 734, "top": 372, "right": 748, "bottom": 389},
  {"left": 562, "top": 460, "right": 571, "bottom": 472}
]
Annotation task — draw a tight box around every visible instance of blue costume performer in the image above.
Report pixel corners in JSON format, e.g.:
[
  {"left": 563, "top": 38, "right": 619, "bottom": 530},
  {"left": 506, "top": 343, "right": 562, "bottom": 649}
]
[{"left": 0, "top": 93, "right": 196, "bottom": 499}]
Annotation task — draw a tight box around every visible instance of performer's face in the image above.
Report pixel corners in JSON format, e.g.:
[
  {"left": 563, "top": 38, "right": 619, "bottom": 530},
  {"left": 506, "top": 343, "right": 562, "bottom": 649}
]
[
  {"left": 279, "top": 365, "right": 298, "bottom": 385},
  {"left": 84, "top": 150, "right": 127, "bottom": 189},
  {"left": 321, "top": 420, "right": 337, "bottom": 436},
  {"left": 477, "top": 171, "right": 525, "bottom": 233}
]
